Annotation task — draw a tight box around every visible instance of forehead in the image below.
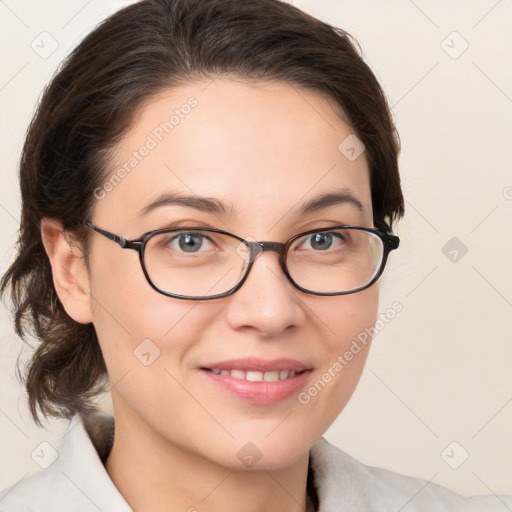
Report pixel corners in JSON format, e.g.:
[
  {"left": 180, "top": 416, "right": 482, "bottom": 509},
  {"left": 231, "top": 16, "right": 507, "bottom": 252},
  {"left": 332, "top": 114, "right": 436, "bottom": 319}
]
[{"left": 95, "top": 79, "right": 372, "bottom": 230}]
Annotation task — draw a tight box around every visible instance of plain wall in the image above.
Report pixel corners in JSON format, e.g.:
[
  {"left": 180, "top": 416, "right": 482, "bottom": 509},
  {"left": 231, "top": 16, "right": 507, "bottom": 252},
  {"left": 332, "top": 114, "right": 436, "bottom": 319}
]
[{"left": 1, "top": 0, "right": 511, "bottom": 496}]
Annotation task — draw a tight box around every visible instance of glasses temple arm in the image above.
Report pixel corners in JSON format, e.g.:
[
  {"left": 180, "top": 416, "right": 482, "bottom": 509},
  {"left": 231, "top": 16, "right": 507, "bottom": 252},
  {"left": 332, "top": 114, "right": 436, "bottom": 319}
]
[{"left": 83, "top": 221, "right": 131, "bottom": 249}]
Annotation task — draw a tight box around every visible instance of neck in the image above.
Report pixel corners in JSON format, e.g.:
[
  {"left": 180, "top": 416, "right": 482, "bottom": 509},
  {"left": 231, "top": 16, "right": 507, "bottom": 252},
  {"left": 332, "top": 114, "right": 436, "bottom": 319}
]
[{"left": 104, "top": 406, "right": 314, "bottom": 512}]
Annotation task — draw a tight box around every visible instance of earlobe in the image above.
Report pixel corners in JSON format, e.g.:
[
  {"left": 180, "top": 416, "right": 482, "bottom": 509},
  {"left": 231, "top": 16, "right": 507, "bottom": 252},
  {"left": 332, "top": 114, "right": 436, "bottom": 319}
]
[{"left": 41, "top": 218, "right": 93, "bottom": 324}]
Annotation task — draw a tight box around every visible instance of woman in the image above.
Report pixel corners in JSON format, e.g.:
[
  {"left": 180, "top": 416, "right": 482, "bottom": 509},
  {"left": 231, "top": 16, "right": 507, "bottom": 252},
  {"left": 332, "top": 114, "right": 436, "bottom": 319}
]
[{"left": 0, "top": 0, "right": 510, "bottom": 510}]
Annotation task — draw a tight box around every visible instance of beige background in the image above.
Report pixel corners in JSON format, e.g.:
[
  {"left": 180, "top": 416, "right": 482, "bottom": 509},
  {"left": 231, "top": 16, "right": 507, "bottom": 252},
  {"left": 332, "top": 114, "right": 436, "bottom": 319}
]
[{"left": 1, "top": 0, "right": 511, "bottom": 497}]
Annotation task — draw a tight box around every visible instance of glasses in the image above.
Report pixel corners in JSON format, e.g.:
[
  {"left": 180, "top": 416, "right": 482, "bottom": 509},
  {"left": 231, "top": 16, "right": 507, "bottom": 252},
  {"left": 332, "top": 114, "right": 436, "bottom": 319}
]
[{"left": 84, "top": 222, "right": 399, "bottom": 300}]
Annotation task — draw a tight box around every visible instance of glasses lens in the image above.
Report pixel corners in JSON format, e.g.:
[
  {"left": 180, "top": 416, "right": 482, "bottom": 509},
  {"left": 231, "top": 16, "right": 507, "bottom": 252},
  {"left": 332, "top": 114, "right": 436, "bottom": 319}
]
[
  {"left": 142, "top": 227, "right": 384, "bottom": 298},
  {"left": 143, "top": 229, "right": 248, "bottom": 298},
  {"left": 286, "top": 228, "right": 384, "bottom": 294}
]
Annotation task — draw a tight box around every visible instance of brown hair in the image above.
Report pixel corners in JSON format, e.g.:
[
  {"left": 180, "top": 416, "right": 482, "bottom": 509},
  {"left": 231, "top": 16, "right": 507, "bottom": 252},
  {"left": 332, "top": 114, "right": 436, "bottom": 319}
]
[{"left": 1, "top": 0, "right": 404, "bottom": 425}]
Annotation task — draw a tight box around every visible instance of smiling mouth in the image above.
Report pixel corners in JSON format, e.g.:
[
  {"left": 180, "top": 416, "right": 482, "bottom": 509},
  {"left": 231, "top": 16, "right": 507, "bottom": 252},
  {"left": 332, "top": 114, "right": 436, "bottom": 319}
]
[
  {"left": 199, "top": 359, "right": 312, "bottom": 403},
  {"left": 203, "top": 368, "right": 305, "bottom": 382}
]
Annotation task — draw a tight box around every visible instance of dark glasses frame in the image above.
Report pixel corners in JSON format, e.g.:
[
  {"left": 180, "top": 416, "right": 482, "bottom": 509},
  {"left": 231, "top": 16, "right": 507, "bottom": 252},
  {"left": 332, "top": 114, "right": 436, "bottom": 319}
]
[{"left": 84, "top": 221, "right": 399, "bottom": 300}]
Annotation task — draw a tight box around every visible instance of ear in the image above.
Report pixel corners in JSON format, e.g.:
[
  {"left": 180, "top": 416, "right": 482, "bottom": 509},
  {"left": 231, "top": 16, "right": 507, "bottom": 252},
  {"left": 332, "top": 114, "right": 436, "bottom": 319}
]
[{"left": 41, "top": 219, "right": 93, "bottom": 324}]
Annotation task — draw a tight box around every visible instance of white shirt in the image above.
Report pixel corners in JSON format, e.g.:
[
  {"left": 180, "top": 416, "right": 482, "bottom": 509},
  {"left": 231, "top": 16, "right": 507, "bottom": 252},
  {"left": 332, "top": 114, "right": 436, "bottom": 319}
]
[{"left": 0, "top": 412, "right": 510, "bottom": 511}]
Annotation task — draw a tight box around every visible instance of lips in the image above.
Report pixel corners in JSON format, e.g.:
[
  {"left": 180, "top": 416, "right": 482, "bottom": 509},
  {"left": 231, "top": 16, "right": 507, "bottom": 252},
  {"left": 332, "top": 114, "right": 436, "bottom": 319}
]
[
  {"left": 209, "top": 369, "right": 298, "bottom": 382},
  {"left": 199, "top": 358, "right": 312, "bottom": 404},
  {"left": 201, "top": 357, "right": 310, "bottom": 373}
]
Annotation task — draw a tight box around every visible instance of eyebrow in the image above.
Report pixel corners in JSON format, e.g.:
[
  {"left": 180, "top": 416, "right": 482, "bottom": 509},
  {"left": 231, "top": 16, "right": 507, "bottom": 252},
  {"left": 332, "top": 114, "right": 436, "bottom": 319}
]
[
  {"left": 138, "top": 192, "right": 237, "bottom": 217},
  {"left": 138, "top": 188, "right": 364, "bottom": 218},
  {"left": 298, "top": 189, "right": 364, "bottom": 215}
]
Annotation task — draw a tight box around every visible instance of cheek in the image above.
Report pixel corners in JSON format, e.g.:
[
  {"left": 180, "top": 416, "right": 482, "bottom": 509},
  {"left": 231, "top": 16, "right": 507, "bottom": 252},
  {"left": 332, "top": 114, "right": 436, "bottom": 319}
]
[
  {"left": 313, "top": 283, "right": 379, "bottom": 351},
  {"left": 88, "top": 250, "right": 221, "bottom": 381},
  {"left": 298, "top": 285, "right": 379, "bottom": 426}
]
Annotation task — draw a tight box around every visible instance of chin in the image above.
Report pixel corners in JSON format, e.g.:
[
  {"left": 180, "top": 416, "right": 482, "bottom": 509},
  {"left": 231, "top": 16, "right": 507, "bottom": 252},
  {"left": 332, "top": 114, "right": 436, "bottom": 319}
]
[{"left": 195, "top": 431, "right": 316, "bottom": 472}]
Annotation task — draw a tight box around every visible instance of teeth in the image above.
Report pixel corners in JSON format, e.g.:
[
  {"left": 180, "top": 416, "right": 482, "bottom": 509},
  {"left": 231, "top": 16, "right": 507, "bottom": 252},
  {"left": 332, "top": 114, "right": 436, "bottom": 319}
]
[
  {"left": 263, "top": 371, "right": 280, "bottom": 382},
  {"left": 246, "top": 371, "right": 263, "bottom": 381},
  {"left": 210, "top": 369, "right": 298, "bottom": 381}
]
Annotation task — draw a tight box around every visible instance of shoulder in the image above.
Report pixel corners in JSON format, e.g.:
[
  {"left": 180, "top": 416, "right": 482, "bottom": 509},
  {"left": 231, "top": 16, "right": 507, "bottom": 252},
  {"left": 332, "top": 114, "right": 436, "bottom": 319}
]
[
  {"left": 310, "top": 437, "right": 512, "bottom": 511},
  {"left": 0, "top": 413, "right": 131, "bottom": 512}
]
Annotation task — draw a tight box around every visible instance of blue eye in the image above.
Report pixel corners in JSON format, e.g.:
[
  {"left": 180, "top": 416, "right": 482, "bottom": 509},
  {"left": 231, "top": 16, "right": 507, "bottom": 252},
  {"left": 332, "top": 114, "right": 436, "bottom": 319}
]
[
  {"left": 308, "top": 232, "right": 333, "bottom": 250},
  {"left": 168, "top": 232, "right": 212, "bottom": 253},
  {"left": 301, "top": 232, "right": 346, "bottom": 251}
]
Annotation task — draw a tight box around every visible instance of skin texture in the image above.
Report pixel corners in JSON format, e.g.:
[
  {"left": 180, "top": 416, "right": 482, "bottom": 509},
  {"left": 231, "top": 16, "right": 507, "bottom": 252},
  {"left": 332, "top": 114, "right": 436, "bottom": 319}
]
[{"left": 42, "top": 79, "right": 379, "bottom": 512}]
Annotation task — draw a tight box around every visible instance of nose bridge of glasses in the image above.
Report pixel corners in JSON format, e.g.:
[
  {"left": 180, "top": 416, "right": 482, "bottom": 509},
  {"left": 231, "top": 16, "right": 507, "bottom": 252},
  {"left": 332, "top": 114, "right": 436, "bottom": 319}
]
[{"left": 246, "top": 240, "right": 286, "bottom": 263}]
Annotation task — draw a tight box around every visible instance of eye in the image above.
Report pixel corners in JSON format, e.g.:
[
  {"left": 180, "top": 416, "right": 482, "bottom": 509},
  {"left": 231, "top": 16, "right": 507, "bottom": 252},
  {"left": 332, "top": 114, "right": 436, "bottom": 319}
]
[
  {"left": 167, "top": 232, "right": 214, "bottom": 253},
  {"left": 299, "top": 231, "right": 346, "bottom": 251}
]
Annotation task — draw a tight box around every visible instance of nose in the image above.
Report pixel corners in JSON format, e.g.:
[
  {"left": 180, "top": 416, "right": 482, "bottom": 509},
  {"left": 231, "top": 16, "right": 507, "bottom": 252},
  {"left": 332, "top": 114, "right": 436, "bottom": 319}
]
[{"left": 224, "top": 251, "right": 306, "bottom": 337}]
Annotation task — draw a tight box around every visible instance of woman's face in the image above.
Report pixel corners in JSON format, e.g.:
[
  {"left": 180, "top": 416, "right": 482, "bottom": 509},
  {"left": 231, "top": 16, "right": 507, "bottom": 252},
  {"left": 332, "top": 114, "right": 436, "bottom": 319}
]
[{"left": 87, "top": 79, "right": 378, "bottom": 469}]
